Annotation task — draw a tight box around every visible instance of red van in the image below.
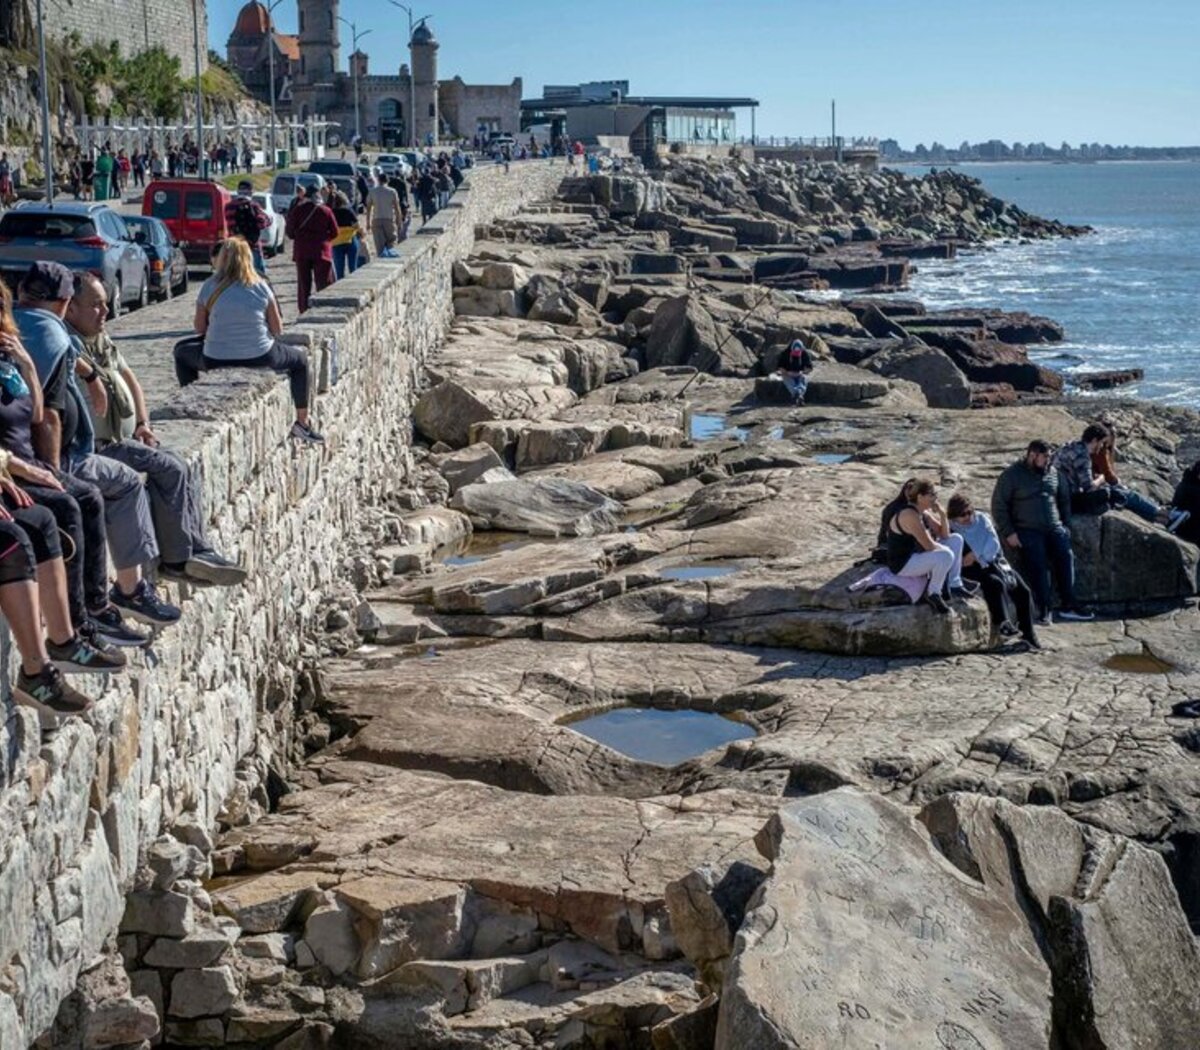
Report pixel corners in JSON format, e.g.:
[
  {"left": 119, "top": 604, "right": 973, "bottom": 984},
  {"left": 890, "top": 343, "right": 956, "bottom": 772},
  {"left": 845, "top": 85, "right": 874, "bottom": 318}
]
[{"left": 142, "top": 179, "right": 232, "bottom": 264}]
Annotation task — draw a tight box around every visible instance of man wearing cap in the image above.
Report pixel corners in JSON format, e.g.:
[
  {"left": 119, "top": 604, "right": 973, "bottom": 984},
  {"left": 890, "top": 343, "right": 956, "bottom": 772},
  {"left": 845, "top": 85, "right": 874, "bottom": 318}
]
[
  {"left": 15, "top": 261, "right": 181, "bottom": 634},
  {"left": 775, "top": 337, "right": 816, "bottom": 406},
  {"left": 66, "top": 272, "right": 247, "bottom": 587},
  {"left": 225, "top": 180, "right": 271, "bottom": 278}
]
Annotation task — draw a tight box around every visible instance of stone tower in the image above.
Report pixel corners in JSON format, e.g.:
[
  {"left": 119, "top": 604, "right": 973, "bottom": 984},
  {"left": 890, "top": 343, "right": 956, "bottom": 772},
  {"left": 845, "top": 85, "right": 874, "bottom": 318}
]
[
  {"left": 297, "top": 0, "right": 339, "bottom": 86},
  {"left": 411, "top": 19, "right": 439, "bottom": 146}
]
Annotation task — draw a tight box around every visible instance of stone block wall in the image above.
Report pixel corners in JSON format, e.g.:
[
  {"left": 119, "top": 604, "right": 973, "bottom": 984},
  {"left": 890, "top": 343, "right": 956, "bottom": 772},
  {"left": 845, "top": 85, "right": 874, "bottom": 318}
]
[
  {"left": 0, "top": 160, "right": 566, "bottom": 1048},
  {"left": 45, "top": 0, "right": 208, "bottom": 77}
]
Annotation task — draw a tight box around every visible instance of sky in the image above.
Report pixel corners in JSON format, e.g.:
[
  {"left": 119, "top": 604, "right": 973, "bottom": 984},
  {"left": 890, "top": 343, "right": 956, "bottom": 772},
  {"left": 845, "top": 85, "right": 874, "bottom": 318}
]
[{"left": 206, "top": 0, "right": 1200, "bottom": 146}]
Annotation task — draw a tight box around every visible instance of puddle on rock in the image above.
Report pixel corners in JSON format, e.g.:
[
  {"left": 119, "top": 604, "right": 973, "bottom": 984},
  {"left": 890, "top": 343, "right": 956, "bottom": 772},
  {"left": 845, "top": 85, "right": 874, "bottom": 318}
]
[
  {"left": 690, "top": 413, "right": 749, "bottom": 443},
  {"left": 564, "top": 707, "right": 756, "bottom": 766},
  {"left": 1103, "top": 651, "right": 1176, "bottom": 674},
  {"left": 812, "top": 452, "right": 852, "bottom": 465},
  {"left": 438, "top": 531, "right": 536, "bottom": 567},
  {"left": 660, "top": 563, "right": 739, "bottom": 581}
]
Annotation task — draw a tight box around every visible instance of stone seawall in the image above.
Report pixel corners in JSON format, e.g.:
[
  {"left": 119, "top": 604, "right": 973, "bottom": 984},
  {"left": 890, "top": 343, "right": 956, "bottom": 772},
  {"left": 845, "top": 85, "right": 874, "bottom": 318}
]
[
  {"left": 0, "top": 162, "right": 566, "bottom": 1047},
  {"left": 45, "top": 0, "right": 208, "bottom": 78}
]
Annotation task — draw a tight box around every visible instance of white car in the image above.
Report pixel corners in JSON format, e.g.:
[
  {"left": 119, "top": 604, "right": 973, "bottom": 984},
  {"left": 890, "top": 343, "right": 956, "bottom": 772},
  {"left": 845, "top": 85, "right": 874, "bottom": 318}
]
[
  {"left": 269, "top": 172, "right": 327, "bottom": 216},
  {"left": 374, "top": 153, "right": 410, "bottom": 179},
  {"left": 252, "top": 193, "right": 285, "bottom": 257}
]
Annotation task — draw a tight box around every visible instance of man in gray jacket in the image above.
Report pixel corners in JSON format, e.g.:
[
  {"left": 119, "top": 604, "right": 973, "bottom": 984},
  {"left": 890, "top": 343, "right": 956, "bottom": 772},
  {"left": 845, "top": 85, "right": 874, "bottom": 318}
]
[{"left": 991, "top": 439, "right": 1093, "bottom": 624}]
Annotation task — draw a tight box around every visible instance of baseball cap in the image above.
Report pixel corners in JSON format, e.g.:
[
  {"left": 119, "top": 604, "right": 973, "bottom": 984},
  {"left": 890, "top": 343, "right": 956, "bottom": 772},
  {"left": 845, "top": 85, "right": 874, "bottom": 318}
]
[{"left": 19, "top": 260, "right": 75, "bottom": 302}]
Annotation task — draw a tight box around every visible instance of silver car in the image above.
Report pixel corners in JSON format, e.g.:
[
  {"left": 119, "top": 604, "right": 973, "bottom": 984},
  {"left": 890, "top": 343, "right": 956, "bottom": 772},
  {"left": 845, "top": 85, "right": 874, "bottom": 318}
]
[
  {"left": 269, "top": 172, "right": 327, "bottom": 216},
  {"left": 0, "top": 202, "right": 149, "bottom": 317}
]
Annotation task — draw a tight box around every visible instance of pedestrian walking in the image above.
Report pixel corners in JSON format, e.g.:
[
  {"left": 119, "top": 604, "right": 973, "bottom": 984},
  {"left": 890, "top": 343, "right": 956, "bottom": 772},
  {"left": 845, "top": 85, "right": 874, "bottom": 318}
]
[{"left": 284, "top": 188, "right": 338, "bottom": 313}]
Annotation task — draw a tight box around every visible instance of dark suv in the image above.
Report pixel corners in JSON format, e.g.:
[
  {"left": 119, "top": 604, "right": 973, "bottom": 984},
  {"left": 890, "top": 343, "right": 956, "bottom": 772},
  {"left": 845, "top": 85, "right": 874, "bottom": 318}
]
[{"left": 0, "top": 202, "right": 150, "bottom": 317}]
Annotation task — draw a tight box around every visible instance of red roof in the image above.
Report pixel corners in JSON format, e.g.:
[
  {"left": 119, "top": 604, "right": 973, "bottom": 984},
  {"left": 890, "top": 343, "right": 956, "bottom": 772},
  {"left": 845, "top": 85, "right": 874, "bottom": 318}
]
[
  {"left": 234, "top": 1, "right": 270, "bottom": 36},
  {"left": 274, "top": 33, "right": 299, "bottom": 61}
]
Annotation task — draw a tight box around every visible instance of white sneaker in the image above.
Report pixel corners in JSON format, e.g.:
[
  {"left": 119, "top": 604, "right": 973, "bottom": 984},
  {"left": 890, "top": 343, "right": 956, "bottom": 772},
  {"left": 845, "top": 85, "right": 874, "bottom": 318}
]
[{"left": 1167, "top": 509, "right": 1191, "bottom": 534}]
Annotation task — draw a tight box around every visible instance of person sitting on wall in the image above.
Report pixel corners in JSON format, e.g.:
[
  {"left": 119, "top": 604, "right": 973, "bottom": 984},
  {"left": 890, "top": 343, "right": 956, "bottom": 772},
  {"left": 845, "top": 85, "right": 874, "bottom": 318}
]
[
  {"left": 992, "top": 438, "right": 1093, "bottom": 624},
  {"left": 775, "top": 338, "right": 815, "bottom": 406},
  {"left": 947, "top": 492, "right": 1039, "bottom": 650},
  {"left": 15, "top": 262, "right": 181, "bottom": 633},
  {"left": 66, "top": 273, "right": 247, "bottom": 587},
  {"left": 192, "top": 239, "right": 323, "bottom": 445},
  {"left": 882, "top": 478, "right": 972, "bottom": 615}
]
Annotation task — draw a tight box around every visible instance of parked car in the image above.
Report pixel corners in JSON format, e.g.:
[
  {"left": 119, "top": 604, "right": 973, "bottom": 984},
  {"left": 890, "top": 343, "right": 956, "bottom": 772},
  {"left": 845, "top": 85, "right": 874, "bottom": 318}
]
[
  {"left": 0, "top": 201, "right": 149, "bottom": 317},
  {"left": 142, "top": 178, "right": 232, "bottom": 265},
  {"left": 374, "top": 153, "right": 405, "bottom": 177},
  {"left": 306, "top": 160, "right": 357, "bottom": 205},
  {"left": 123, "top": 215, "right": 188, "bottom": 301},
  {"left": 252, "top": 193, "right": 285, "bottom": 256},
  {"left": 398, "top": 151, "right": 423, "bottom": 174},
  {"left": 269, "top": 172, "right": 326, "bottom": 216}
]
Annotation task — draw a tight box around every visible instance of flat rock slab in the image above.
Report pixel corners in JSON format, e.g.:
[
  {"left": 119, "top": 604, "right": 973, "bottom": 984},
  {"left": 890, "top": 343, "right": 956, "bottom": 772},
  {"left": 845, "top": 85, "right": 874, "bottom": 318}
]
[
  {"left": 716, "top": 789, "right": 1053, "bottom": 1049},
  {"left": 450, "top": 477, "right": 622, "bottom": 536}
]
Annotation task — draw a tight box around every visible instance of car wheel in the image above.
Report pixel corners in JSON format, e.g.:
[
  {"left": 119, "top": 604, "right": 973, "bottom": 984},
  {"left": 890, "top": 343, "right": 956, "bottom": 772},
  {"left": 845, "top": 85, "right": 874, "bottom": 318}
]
[
  {"left": 108, "top": 280, "right": 122, "bottom": 320},
  {"left": 133, "top": 271, "right": 149, "bottom": 310}
]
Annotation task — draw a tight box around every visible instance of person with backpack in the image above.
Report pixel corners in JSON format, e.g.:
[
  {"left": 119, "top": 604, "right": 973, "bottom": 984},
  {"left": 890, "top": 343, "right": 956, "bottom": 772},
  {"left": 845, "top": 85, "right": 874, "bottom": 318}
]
[
  {"left": 775, "top": 338, "right": 815, "bottom": 405},
  {"left": 224, "top": 181, "right": 271, "bottom": 278}
]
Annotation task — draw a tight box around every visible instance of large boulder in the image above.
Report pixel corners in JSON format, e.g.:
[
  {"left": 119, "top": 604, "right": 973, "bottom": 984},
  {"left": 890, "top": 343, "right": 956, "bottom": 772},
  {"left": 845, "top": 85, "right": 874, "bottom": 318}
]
[
  {"left": 1068, "top": 511, "right": 1198, "bottom": 607},
  {"left": 413, "top": 381, "right": 578, "bottom": 448},
  {"left": 450, "top": 477, "right": 622, "bottom": 537},
  {"left": 429, "top": 443, "right": 515, "bottom": 494},
  {"left": 645, "top": 295, "right": 756, "bottom": 376},
  {"left": 452, "top": 286, "right": 523, "bottom": 319},
  {"left": 862, "top": 338, "right": 971, "bottom": 409}
]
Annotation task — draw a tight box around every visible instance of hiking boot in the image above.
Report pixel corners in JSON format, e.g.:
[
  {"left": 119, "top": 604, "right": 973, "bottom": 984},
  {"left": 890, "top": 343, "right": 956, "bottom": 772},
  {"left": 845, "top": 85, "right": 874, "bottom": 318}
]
[
  {"left": 1056, "top": 608, "right": 1095, "bottom": 622},
  {"left": 924, "top": 592, "right": 952, "bottom": 615},
  {"left": 290, "top": 420, "right": 325, "bottom": 445},
  {"left": 13, "top": 663, "right": 94, "bottom": 728},
  {"left": 47, "top": 634, "right": 127, "bottom": 674},
  {"left": 85, "top": 607, "right": 149, "bottom": 648},
  {"left": 186, "top": 549, "right": 248, "bottom": 587},
  {"left": 110, "top": 580, "right": 182, "bottom": 627},
  {"left": 1167, "top": 509, "right": 1191, "bottom": 534}
]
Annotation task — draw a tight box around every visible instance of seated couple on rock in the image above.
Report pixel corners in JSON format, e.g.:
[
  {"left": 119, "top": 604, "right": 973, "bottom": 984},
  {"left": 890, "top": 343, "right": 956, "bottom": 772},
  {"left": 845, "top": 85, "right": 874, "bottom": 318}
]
[
  {"left": 879, "top": 479, "right": 979, "bottom": 615},
  {"left": 1052, "top": 422, "right": 1190, "bottom": 533}
]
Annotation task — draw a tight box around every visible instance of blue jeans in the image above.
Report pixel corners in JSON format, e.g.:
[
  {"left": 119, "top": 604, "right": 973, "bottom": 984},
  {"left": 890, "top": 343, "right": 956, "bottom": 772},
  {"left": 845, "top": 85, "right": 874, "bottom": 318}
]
[
  {"left": 781, "top": 373, "right": 809, "bottom": 403},
  {"left": 252, "top": 247, "right": 267, "bottom": 279},
  {"left": 332, "top": 240, "right": 359, "bottom": 280},
  {"left": 1109, "top": 484, "right": 1160, "bottom": 523},
  {"left": 1016, "top": 526, "right": 1077, "bottom": 615}
]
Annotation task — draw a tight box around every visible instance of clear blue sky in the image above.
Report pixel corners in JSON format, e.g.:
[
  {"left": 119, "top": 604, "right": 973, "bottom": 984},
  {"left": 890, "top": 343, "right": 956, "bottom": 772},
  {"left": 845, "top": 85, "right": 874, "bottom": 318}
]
[{"left": 206, "top": 0, "right": 1200, "bottom": 145}]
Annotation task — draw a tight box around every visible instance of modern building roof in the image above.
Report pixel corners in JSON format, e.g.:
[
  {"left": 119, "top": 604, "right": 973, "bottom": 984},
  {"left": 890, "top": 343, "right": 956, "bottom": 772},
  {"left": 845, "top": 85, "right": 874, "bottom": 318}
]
[{"left": 521, "top": 95, "right": 758, "bottom": 111}]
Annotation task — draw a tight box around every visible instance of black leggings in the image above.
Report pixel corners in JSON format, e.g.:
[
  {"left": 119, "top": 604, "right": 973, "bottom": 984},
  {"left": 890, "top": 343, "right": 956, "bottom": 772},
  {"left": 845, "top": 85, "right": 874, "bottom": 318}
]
[
  {"left": 963, "top": 561, "right": 1037, "bottom": 644},
  {"left": 0, "top": 520, "right": 37, "bottom": 585},
  {"left": 176, "top": 340, "right": 311, "bottom": 410},
  {"left": 17, "top": 475, "right": 108, "bottom": 626}
]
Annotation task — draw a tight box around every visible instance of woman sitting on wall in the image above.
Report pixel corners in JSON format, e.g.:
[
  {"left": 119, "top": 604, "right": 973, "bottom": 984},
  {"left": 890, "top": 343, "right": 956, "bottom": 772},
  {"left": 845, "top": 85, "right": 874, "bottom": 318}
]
[
  {"left": 883, "top": 478, "right": 971, "bottom": 615},
  {"left": 192, "top": 238, "right": 323, "bottom": 445}
]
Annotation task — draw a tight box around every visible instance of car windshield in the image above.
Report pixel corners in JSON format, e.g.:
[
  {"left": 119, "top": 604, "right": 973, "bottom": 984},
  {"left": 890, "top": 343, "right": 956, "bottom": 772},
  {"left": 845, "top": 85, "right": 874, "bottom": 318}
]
[
  {"left": 0, "top": 212, "right": 94, "bottom": 238},
  {"left": 378, "top": 155, "right": 400, "bottom": 163},
  {"left": 297, "top": 175, "right": 322, "bottom": 188},
  {"left": 125, "top": 218, "right": 162, "bottom": 243},
  {"left": 308, "top": 162, "right": 354, "bottom": 175}
]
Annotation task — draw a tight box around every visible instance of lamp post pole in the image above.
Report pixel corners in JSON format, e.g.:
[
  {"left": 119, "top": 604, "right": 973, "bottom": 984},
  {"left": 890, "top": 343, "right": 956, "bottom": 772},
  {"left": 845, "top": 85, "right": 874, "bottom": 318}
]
[
  {"left": 338, "top": 18, "right": 372, "bottom": 144},
  {"left": 192, "top": 0, "right": 204, "bottom": 178},
  {"left": 385, "top": 2, "right": 429, "bottom": 150},
  {"left": 266, "top": 0, "right": 285, "bottom": 168},
  {"left": 35, "top": 0, "right": 54, "bottom": 204}
]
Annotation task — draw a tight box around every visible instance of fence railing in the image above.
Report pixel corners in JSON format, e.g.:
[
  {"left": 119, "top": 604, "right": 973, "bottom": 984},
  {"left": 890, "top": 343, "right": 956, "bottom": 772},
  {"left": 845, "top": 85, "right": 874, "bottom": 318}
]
[{"left": 739, "top": 136, "right": 880, "bottom": 150}]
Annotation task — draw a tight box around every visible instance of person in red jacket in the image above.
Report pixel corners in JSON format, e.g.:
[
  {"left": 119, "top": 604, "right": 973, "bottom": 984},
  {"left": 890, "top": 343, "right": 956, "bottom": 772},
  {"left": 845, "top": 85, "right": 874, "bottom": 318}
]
[{"left": 284, "top": 187, "right": 338, "bottom": 313}]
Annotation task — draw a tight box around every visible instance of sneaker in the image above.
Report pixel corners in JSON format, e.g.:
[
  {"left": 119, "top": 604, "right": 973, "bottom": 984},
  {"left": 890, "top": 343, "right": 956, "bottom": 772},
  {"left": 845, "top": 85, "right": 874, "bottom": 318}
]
[
  {"left": 1167, "top": 509, "right": 1191, "bottom": 535},
  {"left": 1034, "top": 613, "right": 1051, "bottom": 627},
  {"left": 85, "top": 607, "right": 149, "bottom": 648},
  {"left": 13, "top": 664, "right": 94, "bottom": 728},
  {"left": 290, "top": 420, "right": 325, "bottom": 445},
  {"left": 1010, "top": 638, "right": 1043, "bottom": 654},
  {"left": 999, "top": 621, "right": 1021, "bottom": 637},
  {"left": 110, "top": 580, "right": 182, "bottom": 627},
  {"left": 47, "top": 634, "right": 127, "bottom": 674},
  {"left": 186, "top": 549, "right": 249, "bottom": 587},
  {"left": 1057, "top": 608, "right": 1095, "bottom": 622}
]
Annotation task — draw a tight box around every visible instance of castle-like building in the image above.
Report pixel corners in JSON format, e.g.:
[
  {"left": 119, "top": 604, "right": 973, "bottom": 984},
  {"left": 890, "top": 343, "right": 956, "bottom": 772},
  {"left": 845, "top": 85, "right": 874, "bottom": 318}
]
[{"left": 226, "top": 0, "right": 521, "bottom": 147}]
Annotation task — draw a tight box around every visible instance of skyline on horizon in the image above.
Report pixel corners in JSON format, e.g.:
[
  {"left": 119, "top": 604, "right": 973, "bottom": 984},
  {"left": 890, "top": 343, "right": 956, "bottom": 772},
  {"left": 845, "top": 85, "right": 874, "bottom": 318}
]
[{"left": 205, "top": 0, "right": 1199, "bottom": 145}]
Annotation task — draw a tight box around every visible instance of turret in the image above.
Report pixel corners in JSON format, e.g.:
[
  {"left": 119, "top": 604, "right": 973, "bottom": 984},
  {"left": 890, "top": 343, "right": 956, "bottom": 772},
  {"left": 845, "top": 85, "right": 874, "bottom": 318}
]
[
  {"left": 411, "top": 19, "right": 439, "bottom": 145},
  {"left": 297, "top": 0, "right": 339, "bottom": 85}
]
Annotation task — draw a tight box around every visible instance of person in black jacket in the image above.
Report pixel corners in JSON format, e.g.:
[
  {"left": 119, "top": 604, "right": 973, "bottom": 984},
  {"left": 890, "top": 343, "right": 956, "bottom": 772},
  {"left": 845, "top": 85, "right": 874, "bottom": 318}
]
[
  {"left": 775, "top": 338, "right": 815, "bottom": 405},
  {"left": 991, "top": 439, "right": 1092, "bottom": 624},
  {"left": 1170, "top": 461, "right": 1200, "bottom": 545}
]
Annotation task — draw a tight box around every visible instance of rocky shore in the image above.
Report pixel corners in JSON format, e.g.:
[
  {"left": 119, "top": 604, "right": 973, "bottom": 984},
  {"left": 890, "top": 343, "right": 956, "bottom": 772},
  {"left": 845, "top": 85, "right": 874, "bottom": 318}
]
[{"left": 112, "top": 161, "right": 1200, "bottom": 1049}]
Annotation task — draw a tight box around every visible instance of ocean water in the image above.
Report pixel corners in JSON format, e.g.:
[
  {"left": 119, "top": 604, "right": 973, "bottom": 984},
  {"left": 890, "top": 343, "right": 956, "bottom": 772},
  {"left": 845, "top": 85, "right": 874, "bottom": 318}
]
[{"left": 893, "top": 161, "right": 1200, "bottom": 408}]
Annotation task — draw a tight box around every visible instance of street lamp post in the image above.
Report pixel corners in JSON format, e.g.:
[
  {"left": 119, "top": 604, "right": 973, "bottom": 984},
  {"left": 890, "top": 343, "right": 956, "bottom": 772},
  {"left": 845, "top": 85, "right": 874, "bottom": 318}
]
[
  {"left": 265, "top": 0, "right": 285, "bottom": 168},
  {"left": 385, "top": 2, "right": 429, "bottom": 150},
  {"left": 192, "top": 0, "right": 204, "bottom": 178},
  {"left": 338, "top": 18, "right": 372, "bottom": 144},
  {"left": 35, "top": 0, "right": 54, "bottom": 204}
]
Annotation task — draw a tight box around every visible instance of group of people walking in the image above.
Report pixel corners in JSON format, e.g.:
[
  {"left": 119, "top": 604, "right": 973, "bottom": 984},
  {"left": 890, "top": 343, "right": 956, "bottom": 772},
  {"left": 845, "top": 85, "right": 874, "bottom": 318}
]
[{"left": 881, "top": 421, "right": 1196, "bottom": 649}]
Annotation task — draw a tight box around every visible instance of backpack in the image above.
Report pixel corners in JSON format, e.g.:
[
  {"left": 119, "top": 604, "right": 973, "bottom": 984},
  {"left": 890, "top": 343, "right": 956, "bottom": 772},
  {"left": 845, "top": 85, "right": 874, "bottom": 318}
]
[{"left": 230, "top": 197, "right": 262, "bottom": 243}]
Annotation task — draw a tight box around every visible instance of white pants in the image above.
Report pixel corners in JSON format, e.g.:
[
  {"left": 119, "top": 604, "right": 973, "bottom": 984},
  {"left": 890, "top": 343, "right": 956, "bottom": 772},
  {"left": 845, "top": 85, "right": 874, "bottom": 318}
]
[{"left": 897, "top": 533, "right": 964, "bottom": 596}]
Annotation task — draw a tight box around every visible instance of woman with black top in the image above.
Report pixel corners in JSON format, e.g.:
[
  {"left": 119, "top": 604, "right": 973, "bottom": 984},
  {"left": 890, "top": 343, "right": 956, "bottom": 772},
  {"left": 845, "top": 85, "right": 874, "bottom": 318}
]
[
  {"left": 329, "top": 191, "right": 361, "bottom": 279},
  {"left": 884, "top": 478, "right": 967, "bottom": 614}
]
